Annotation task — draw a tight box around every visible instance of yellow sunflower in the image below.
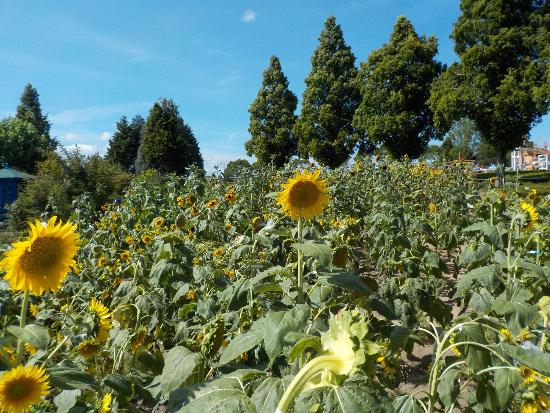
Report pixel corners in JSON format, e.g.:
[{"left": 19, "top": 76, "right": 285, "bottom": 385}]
[
  {"left": 277, "top": 170, "right": 330, "bottom": 220},
  {"left": 0, "top": 365, "right": 50, "bottom": 413},
  {"left": 0, "top": 216, "right": 80, "bottom": 295},
  {"left": 124, "top": 235, "right": 134, "bottom": 245},
  {"left": 489, "top": 177, "right": 497, "bottom": 185},
  {"left": 90, "top": 298, "right": 112, "bottom": 342},
  {"left": 191, "top": 206, "right": 199, "bottom": 217},
  {"left": 213, "top": 247, "right": 224, "bottom": 258},
  {"left": 99, "top": 392, "right": 112, "bottom": 413},
  {"left": 224, "top": 188, "right": 236, "bottom": 204},
  {"left": 206, "top": 199, "right": 218, "bottom": 209},
  {"left": 142, "top": 235, "right": 152, "bottom": 245},
  {"left": 120, "top": 251, "right": 130, "bottom": 262},
  {"left": 76, "top": 340, "right": 101, "bottom": 358},
  {"left": 152, "top": 217, "right": 165, "bottom": 228},
  {"left": 428, "top": 202, "right": 437, "bottom": 214},
  {"left": 520, "top": 201, "right": 539, "bottom": 231}
]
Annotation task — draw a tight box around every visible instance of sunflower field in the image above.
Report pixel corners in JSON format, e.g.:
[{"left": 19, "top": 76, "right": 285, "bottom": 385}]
[{"left": 0, "top": 158, "right": 549, "bottom": 413}]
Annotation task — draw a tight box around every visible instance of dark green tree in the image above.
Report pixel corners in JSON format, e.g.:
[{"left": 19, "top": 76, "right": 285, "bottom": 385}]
[
  {"left": 223, "top": 159, "right": 253, "bottom": 181},
  {"left": 293, "top": 16, "right": 360, "bottom": 168},
  {"left": 353, "top": 16, "right": 442, "bottom": 159},
  {"left": 106, "top": 115, "right": 145, "bottom": 171},
  {"left": 15, "top": 83, "right": 56, "bottom": 150},
  {"left": 0, "top": 117, "right": 50, "bottom": 173},
  {"left": 138, "top": 99, "right": 204, "bottom": 175},
  {"left": 429, "top": 0, "right": 550, "bottom": 167},
  {"left": 245, "top": 56, "right": 298, "bottom": 167}
]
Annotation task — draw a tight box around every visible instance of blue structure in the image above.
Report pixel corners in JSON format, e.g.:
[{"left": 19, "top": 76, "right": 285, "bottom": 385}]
[{"left": 0, "top": 166, "right": 34, "bottom": 220}]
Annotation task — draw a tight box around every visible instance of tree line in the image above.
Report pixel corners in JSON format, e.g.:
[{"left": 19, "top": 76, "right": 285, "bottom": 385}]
[{"left": 246, "top": 1, "right": 550, "bottom": 168}]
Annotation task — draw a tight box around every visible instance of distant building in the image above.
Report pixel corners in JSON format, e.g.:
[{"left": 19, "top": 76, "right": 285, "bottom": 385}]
[
  {"left": 511, "top": 145, "right": 550, "bottom": 171},
  {"left": 0, "top": 166, "right": 34, "bottom": 220}
]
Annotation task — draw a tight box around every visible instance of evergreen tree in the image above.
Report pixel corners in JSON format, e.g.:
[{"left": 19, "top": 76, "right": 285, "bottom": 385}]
[
  {"left": 245, "top": 56, "right": 298, "bottom": 167},
  {"left": 138, "top": 99, "right": 203, "bottom": 175},
  {"left": 294, "top": 16, "right": 360, "bottom": 168},
  {"left": 106, "top": 115, "right": 144, "bottom": 171},
  {"left": 353, "top": 16, "right": 442, "bottom": 159},
  {"left": 15, "top": 83, "right": 56, "bottom": 150},
  {"left": 429, "top": 0, "right": 549, "bottom": 166}
]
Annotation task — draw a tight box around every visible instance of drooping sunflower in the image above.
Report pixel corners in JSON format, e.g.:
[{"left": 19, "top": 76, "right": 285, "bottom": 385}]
[
  {"left": 0, "top": 364, "right": 50, "bottom": 413},
  {"left": 89, "top": 298, "right": 112, "bottom": 342},
  {"left": 277, "top": 170, "right": 330, "bottom": 220},
  {"left": 0, "top": 216, "right": 80, "bottom": 295},
  {"left": 520, "top": 201, "right": 539, "bottom": 231},
  {"left": 99, "top": 393, "right": 112, "bottom": 413},
  {"left": 76, "top": 340, "right": 101, "bottom": 358}
]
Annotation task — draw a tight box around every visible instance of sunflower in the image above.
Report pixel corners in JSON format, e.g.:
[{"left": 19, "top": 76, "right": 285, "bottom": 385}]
[
  {"left": 76, "top": 340, "right": 101, "bottom": 358},
  {"left": 277, "top": 170, "right": 329, "bottom": 220},
  {"left": 489, "top": 176, "right": 497, "bottom": 185},
  {"left": 142, "top": 235, "right": 152, "bottom": 245},
  {"left": 124, "top": 235, "right": 134, "bottom": 245},
  {"left": 90, "top": 298, "right": 112, "bottom": 342},
  {"left": 120, "top": 251, "right": 130, "bottom": 262},
  {"left": 187, "top": 289, "right": 196, "bottom": 300},
  {"left": 213, "top": 247, "right": 224, "bottom": 258},
  {"left": 99, "top": 393, "right": 112, "bottom": 413},
  {"left": 29, "top": 304, "right": 39, "bottom": 317},
  {"left": 23, "top": 344, "right": 38, "bottom": 356},
  {"left": 519, "top": 366, "right": 536, "bottom": 384},
  {"left": 520, "top": 201, "right": 539, "bottom": 231},
  {"left": 521, "top": 395, "right": 549, "bottom": 413},
  {"left": 191, "top": 206, "right": 199, "bottom": 217},
  {"left": 224, "top": 188, "right": 236, "bottom": 204},
  {"left": 152, "top": 217, "right": 165, "bottom": 228},
  {"left": 206, "top": 199, "right": 218, "bottom": 209},
  {"left": 0, "top": 365, "right": 50, "bottom": 413},
  {"left": 428, "top": 203, "right": 437, "bottom": 214},
  {"left": 0, "top": 216, "right": 80, "bottom": 295},
  {"left": 225, "top": 223, "right": 233, "bottom": 231}
]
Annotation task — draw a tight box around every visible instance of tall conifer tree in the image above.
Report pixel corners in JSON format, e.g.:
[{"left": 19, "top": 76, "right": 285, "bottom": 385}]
[
  {"left": 294, "top": 16, "right": 360, "bottom": 168},
  {"left": 138, "top": 99, "right": 203, "bottom": 175},
  {"left": 245, "top": 56, "right": 298, "bottom": 167},
  {"left": 16, "top": 83, "right": 56, "bottom": 150},
  {"left": 106, "top": 115, "right": 144, "bottom": 171}
]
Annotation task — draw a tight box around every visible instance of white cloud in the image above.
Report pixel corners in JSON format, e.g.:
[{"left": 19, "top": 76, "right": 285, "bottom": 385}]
[
  {"left": 100, "top": 131, "right": 112, "bottom": 141},
  {"left": 201, "top": 152, "right": 253, "bottom": 175},
  {"left": 50, "top": 102, "right": 149, "bottom": 126},
  {"left": 64, "top": 144, "right": 100, "bottom": 155},
  {"left": 63, "top": 132, "right": 79, "bottom": 141},
  {"left": 241, "top": 9, "right": 256, "bottom": 23}
]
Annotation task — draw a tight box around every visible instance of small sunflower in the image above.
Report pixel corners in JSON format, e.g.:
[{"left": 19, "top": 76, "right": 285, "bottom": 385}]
[
  {"left": 29, "top": 304, "right": 40, "bottom": 317},
  {"left": 489, "top": 177, "right": 497, "bottom": 185},
  {"left": 120, "top": 251, "right": 130, "bottom": 262},
  {"left": 187, "top": 289, "right": 196, "bottom": 300},
  {"left": 499, "top": 328, "right": 513, "bottom": 342},
  {"left": 124, "top": 235, "right": 134, "bottom": 245},
  {"left": 142, "top": 235, "right": 152, "bottom": 245},
  {"left": 76, "top": 340, "right": 101, "bottom": 358},
  {"left": 23, "top": 344, "right": 38, "bottom": 356},
  {"left": 152, "top": 217, "right": 165, "bottom": 228},
  {"left": 206, "top": 199, "right": 218, "bottom": 209},
  {"left": 0, "top": 216, "right": 80, "bottom": 295},
  {"left": 213, "top": 247, "right": 224, "bottom": 258},
  {"left": 519, "top": 366, "right": 536, "bottom": 384},
  {"left": 520, "top": 201, "right": 539, "bottom": 231},
  {"left": 0, "top": 365, "right": 50, "bottom": 413},
  {"left": 277, "top": 170, "right": 329, "bottom": 220},
  {"left": 89, "top": 298, "right": 112, "bottom": 342},
  {"left": 428, "top": 202, "right": 437, "bottom": 214},
  {"left": 191, "top": 206, "right": 199, "bottom": 217},
  {"left": 184, "top": 194, "right": 195, "bottom": 205},
  {"left": 224, "top": 188, "right": 236, "bottom": 204},
  {"left": 99, "top": 393, "right": 112, "bottom": 413},
  {"left": 225, "top": 223, "right": 233, "bottom": 231},
  {"left": 521, "top": 395, "right": 549, "bottom": 413}
]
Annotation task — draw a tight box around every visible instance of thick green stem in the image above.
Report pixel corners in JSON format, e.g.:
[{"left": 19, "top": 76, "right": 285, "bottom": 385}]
[
  {"left": 297, "top": 218, "right": 304, "bottom": 304},
  {"left": 16, "top": 291, "right": 30, "bottom": 362},
  {"left": 276, "top": 355, "right": 346, "bottom": 413}
]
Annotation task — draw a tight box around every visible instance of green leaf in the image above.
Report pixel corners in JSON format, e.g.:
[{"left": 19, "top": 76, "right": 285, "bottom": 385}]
[
  {"left": 437, "top": 366, "right": 460, "bottom": 409},
  {"left": 263, "top": 305, "right": 311, "bottom": 362},
  {"left": 7, "top": 323, "right": 50, "bottom": 349},
  {"left": 288, "top": 334, "right": 322, "bottom": 362},
  {"left": 218, "top": 328, "right": 264, "bottom": 365},
  {"left": 292, "top": 242, "right": 333, "bottom": 268},
  {"left": 492, "top": 287, "right": 537, "bottom": 334},
  {"left": 160, "top": 346, "right": 202, "bottom": 397},
  {"left": 494, "top": 367, "right": 521, "bottom": 408},
  {"left": 102, "top": 373, "right": 133, "bottom": 398},
  {"left": 498, "top": 343, "right": 550, "bottom": 376},
  {"left": 455, "top": 265, "right": 499, "bottom": 298},
  {"left": 393, "top": 395, "right": 424, "bottom": 413},
  {"left": 318, "top": 271, "right": 372, "bottom": 294},
  {"left": 250, "top": 377, "right": 285, "bottom": 413},
  {"left": 49, "top": 361, "right": 96, "bottom": 390},
  {"left": 54, "top": 390, "right": 81, "bottom": 413}
]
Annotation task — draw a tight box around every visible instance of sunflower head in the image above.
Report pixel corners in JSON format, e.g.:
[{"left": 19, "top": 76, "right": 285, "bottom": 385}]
[
  {"left": 0, "top": 217, "right": 80, "bottom": 295},
  {"left": 120, "top": 251, "right": 130, "bottom": 262},
  {"left": 0, "top": 365, "right": 50, "bottom": 413},
  {"left": 213, "top": 247, "right": 224, "bottom": 258},
  {"left": 152, "top": 217, "right": 165, "bottom": 229},
  {"left": 277, "top": 170, "right": 330, "bottom": 220},
  {"left": 76, "top": 340, "right": 102, "bottom": 358},
  {"left": 206, "top": 199, "right": 218, "bottom": 209},
  {"left": 224, "top": 188, "right": 236, "bottom": 204},
  {"left": 520, "top": 201, "right": 539, "bottom": 231},
  {"left": 489, "top": 177, "right": 497, "bottom": 185},
  {"left": 142, "top": 235, "right": 152, "bottom": 245},
  {"left": 89, "top": 298, "right": 112, "bottom": 342},
  {"left": 99, "top": 392, "right": 112, "bottom": 413}
]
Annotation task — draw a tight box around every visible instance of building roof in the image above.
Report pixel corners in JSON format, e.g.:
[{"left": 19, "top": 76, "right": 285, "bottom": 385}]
[{"left": 0, "top": 167, "right": 35, "bottom": 179}]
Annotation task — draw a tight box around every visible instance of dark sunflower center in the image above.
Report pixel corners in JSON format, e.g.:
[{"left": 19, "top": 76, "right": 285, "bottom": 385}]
[
  {"left": 7, "top": 378, "right": 34, "bottom": 400},
  {"left": 288, "top": 181, "right": 320, "bottom": 209},
  {"left": 20, "top": 237, "right": 63, "bottom": 273}
]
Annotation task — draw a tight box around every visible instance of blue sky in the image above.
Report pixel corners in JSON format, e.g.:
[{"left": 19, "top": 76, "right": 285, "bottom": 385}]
[{"left": 1, "top": 0, "right": 548, "bottom": 171}]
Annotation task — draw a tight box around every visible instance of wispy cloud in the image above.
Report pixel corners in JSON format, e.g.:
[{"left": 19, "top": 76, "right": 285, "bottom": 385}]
[
  {"left": 50, "top": 102, "right": 149, "bottom": 126},
  {"left": 241, "top": 9, "right": 256, "bottom": 23},
  {"left": 64, "top": 144, "right": 101, "bottom": 156},
  {"left": 216, "top": 69, "right": 242, "bottom": 87},
  {"left": 100, "top": 131, "right": 112, "bottom": 141}
]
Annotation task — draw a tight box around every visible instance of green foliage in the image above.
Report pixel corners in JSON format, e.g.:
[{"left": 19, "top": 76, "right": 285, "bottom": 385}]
[
  {"left": 106, "top": 115, "right": 145, "bottom": 172},
  {"left": 353, "top": 16, "right": 442, "bottom": 159},
  {"left": 294, "top": 16, "right": 360, "bottom": 168},
  {"left": 15, "top": 83, "right": 56, "bottom": 150},
  {"left": 138, "top": 98, "right": 204, "bottom": 175},
  {"left": 246, "top": 56, "right": 298, "bottom": 167},
  {"left": 223, "top": 159, "right": 253, "bottom": 181},
  {"left": 0, "top": 117, "right": 50, "bottom": 173},
  {"left": 429, "top": 0, "right": 550, "bottom": 162},
  {"left": 7, "top": 150, "right": 130, "bottom": 228}
]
